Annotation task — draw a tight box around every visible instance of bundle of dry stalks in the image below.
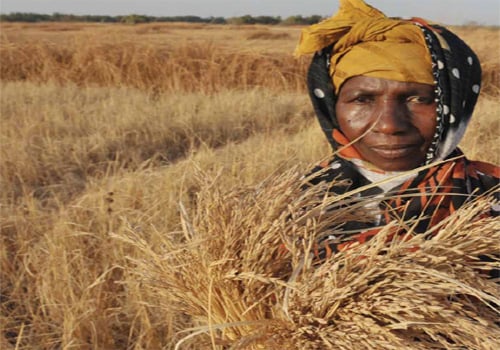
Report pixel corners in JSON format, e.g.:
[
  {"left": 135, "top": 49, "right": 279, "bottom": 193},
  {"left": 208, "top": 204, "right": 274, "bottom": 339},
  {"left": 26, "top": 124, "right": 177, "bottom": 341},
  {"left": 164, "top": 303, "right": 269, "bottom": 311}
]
[{"left": 122, "top": 169, "right": 500, "bottom": 349}]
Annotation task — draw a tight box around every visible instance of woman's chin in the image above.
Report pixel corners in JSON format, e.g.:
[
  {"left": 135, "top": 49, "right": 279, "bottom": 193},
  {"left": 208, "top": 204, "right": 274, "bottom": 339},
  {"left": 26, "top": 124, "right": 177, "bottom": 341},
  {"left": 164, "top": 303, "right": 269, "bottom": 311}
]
[{"left": 370, "top": 157, "right": 425, "bottom": 172}]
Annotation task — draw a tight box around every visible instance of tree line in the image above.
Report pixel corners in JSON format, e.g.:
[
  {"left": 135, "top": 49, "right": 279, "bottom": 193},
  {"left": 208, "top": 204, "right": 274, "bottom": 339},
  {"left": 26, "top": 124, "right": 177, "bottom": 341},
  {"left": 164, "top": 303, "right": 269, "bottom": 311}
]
[{"left": 0, "top": 12, "right": 324, "bottom": 25}]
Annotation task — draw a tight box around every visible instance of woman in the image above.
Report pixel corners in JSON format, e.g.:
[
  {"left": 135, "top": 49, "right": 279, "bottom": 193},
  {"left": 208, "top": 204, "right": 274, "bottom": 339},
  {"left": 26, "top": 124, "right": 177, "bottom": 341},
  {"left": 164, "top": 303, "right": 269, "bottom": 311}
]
[{"left": 295, "top": 0, "right": 499, "bottom": 260}]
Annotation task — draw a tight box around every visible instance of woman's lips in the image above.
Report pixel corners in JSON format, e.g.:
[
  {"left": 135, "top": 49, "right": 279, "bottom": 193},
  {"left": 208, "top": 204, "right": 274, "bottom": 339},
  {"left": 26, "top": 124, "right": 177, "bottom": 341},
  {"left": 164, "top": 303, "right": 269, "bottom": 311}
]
[{"left": 370, "top": 144, "right": 419, "bottom": 159}]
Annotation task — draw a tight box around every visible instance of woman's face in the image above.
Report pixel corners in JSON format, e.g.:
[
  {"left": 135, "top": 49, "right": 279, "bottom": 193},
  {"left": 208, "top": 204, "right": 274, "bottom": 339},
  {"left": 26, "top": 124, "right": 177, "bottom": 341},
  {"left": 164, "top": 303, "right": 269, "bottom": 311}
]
[{"left": 335, "top": 76, "right": 437, "bottom": 171}]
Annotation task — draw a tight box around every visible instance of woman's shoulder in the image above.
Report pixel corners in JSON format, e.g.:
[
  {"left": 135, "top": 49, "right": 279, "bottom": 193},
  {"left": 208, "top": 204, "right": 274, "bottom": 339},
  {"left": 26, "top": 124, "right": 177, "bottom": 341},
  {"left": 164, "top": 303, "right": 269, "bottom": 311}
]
[
  {"left": 462, "top": 157, "right": 500, "bottom": 192},
  {"left": 467, "top": 159, "right": 500, "bottom": 178}
]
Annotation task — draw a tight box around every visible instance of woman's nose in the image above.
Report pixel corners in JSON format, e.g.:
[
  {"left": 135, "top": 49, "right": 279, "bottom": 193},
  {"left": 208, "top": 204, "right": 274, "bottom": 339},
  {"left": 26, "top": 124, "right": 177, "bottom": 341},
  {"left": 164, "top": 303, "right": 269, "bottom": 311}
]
[{"left": 372, "top": 100, "right": 410, "bottom": 135}]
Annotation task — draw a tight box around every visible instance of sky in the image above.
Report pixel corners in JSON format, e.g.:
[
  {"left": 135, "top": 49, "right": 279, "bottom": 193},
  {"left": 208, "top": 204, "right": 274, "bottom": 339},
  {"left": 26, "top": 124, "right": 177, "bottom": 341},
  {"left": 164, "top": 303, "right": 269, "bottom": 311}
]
[{"left": 1, "top": 0, "right": 499, "bottom": 26}]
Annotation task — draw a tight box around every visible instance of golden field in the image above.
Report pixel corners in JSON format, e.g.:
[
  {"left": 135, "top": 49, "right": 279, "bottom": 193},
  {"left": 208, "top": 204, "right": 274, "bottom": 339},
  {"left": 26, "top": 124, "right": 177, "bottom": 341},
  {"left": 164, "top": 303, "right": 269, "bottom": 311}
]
[{"left": 0, "top": 22, "right": 499, "bottom": 349}]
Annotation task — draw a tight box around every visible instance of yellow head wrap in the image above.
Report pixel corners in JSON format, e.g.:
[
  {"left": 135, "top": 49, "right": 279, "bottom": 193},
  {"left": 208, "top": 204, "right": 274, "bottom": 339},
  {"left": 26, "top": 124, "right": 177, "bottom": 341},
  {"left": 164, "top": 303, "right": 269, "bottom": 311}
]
[{"left": 295, "top": 0, "right": 434, "bottom": 93}]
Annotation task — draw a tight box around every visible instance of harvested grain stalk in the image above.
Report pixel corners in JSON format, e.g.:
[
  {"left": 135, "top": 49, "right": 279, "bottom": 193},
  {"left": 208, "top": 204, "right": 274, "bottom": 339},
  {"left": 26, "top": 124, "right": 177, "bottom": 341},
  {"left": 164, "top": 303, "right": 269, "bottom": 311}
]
[{"left": 123, "top": 168, "right": 499, "bottom": 349}]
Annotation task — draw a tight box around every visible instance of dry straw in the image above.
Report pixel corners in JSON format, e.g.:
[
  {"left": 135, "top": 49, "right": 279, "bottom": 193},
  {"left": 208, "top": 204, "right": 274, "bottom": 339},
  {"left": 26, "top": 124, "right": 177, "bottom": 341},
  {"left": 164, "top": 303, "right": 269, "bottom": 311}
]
[
  {"left": 0, "top": 38, "right": 308, "bottom": 94},
  {"left": 120, "top": 168, "right": 500, "bottom": 349},
  {"left": 1, "top": 24, "right": 498, "bottom": 96}
]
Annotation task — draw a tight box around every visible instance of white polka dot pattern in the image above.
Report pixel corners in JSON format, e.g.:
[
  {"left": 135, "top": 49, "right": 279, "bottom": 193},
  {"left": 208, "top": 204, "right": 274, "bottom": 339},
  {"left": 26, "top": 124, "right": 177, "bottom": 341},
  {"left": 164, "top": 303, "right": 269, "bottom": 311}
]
[
  {"left": 314, "top": 88, "right": 325, "bottom": 98},
  {"left": 330, "top": 162, "right": 341, "bottom": 170}
]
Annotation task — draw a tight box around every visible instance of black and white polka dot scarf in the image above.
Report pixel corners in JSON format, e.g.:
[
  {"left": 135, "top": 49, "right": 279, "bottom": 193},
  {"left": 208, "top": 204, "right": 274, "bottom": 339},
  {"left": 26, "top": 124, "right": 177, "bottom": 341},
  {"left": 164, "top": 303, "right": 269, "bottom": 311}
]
[{"left": 417, "top": 23, "right": 482, "bottom": 163}]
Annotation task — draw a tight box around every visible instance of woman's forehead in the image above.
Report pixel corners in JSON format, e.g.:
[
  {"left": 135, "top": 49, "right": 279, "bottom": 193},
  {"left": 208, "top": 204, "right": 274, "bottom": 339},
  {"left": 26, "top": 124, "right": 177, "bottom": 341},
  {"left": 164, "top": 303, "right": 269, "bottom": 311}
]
[{"left": 339, "top": 76, "right": 435, "bottom": 93}]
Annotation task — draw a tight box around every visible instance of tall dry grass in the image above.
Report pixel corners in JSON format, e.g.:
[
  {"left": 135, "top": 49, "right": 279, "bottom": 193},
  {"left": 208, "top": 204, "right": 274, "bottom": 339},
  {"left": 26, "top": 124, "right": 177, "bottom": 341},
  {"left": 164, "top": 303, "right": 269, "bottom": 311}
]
[
  {"left": 0, "top": 23, "right": 308, "bottom": 94},
  {"left": 1, "top": 23, "right": 498, "bottom": 95},
  {"left": 0, "top": 40, "right": 308, "bottom": 93},
  {"left": 1, "top": 124, "right": 330, "bottom": 349},
  {"left": 0, "top": 82, "right": 314, "bottom": 205},
  {"left": 1, "top": 22, "right": 499, "bottom": 349},
  {"left": 0, "top": 84, "right": 328, "bottom": 348}
]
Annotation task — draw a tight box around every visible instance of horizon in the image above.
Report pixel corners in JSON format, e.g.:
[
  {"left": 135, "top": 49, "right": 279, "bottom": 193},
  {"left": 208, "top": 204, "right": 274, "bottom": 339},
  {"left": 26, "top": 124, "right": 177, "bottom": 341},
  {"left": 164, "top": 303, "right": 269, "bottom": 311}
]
[{"left": 1, "top": 1, "right": 499, "bottom": 26}]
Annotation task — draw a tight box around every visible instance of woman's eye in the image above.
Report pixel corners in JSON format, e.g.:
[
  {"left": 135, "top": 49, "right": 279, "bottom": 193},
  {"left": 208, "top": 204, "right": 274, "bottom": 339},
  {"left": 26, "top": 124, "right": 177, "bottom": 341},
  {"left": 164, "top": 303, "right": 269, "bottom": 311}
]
[
  {"left": 353, "top": 95, "right": 374, "bottom": 103},
  {"left": 407, "top": 95, "right": 433, "bottom": 104}
]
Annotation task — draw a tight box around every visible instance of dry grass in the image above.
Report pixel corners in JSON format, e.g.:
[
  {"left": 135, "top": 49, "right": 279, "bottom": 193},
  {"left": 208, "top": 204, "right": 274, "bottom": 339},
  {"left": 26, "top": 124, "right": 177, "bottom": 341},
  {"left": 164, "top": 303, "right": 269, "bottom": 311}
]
[
  {"left": 1, "top": 22, "right": 499, "bottom": 349},
  {"left": 0, "top": 23, "right": 306, "bottom": 93},
  {"left": 0, "top": 39, "right": 308, "bottom": 93},
  {"left": 0, "top": 127, "right": 330, "bottom": 349},
  {"left": 1, "top": 23, "right": 498, "bottom": 95},
  {"left": 0, "top": 82, "right": 313, "bottom": 205},
  {"left": 460, "top": 95, "right": 500, "bottom": 165},
  {"left": 246, "top": 30, "right": 292, "bottom": 40}
]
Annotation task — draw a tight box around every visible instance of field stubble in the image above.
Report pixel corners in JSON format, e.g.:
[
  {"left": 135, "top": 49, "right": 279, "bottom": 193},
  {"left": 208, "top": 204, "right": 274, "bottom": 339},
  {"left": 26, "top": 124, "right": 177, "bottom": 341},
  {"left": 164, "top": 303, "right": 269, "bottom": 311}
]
[{"left": 0, "top": 22, "right": 499, "bottom": 349}]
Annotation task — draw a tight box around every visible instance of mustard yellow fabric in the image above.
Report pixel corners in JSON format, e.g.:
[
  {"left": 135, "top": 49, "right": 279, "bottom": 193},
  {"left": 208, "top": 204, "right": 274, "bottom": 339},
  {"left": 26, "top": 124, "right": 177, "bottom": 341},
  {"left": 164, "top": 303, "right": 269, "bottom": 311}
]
[{"left": 295, "top": 0, "right": 434, "bottom": 92}]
